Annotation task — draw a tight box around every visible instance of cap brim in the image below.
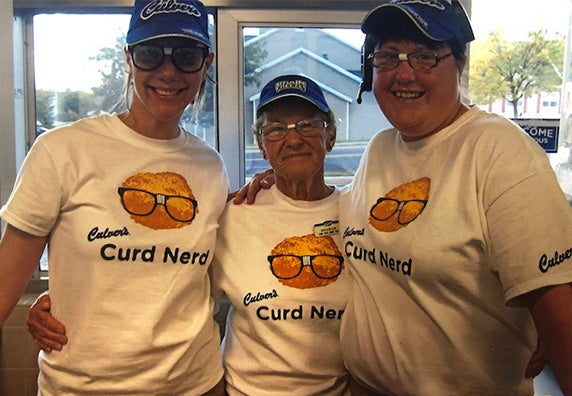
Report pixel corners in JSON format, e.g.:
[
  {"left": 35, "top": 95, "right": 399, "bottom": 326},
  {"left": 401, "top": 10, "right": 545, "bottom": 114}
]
[
  {"left": 129, "top": 33, "right": 211, "bottom": 48},
  {"left": 258, "top": 93, "right": 329, "bottom": 113}
]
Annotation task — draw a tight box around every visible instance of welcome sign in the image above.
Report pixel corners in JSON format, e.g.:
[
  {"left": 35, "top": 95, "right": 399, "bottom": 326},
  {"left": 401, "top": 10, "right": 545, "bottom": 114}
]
[{"left": 513, "top": 118, "right": 560, "bottom": 153}]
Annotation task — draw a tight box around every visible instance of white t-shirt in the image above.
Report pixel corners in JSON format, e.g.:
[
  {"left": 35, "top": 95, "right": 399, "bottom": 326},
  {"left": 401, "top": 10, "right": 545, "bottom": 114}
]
[
  {"left": 1, "top": 114, "right": 228, "bottom": 395},
  {"left": 212, "top": 186, "right": 352, "bottom": 396},
  {"left": 339, "top": 107, "right": 572, "bottom": 395}
]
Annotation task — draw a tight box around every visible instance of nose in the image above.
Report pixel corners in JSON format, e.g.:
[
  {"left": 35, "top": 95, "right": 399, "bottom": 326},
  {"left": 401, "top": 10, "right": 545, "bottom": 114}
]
[
  {"left": 284, "top": 125, "right": 304, "bottom": 145},
  {"left": 395, "top": 60, "right": 416, "bottom": 83},
  {"left": 156, "top": 55, "right": 178, "bottom": 76}
]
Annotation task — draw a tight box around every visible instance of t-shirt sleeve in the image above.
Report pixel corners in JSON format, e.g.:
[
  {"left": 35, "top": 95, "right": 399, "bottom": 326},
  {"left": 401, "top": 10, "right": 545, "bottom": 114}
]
[
  {"left": 0, "top": 137, "right": 63, "bottom": 236},
  {"left": 486, "top": 166, "right": 572, "bottom": 305}
]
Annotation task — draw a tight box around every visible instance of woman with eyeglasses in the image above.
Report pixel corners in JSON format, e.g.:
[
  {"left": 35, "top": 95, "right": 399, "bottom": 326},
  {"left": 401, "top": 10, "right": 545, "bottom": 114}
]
[
  {"left": 342, "top": 0, "right": 572, "bottom": 394},
  {"left": 0, "top": 0, "right": 227, "bottom": 394},
  {"left": 209, "top": 74, "right": 352, "bottom": 395}
]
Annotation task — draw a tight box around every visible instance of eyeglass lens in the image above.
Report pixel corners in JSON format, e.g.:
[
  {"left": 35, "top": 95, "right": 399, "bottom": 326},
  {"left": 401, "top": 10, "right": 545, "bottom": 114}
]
[
  {"left": 370, "top": 198, "right": 426, "bottom": 224},
  {"left": 260, "top": 119, "right": 326, "bottom": 141},
  {"left": 269, "top": 254, "right": 343, "bottom": 279},
  {"left": 370, "top": 52, "right": 451, "bottom": 70},
  {"left": 130, "top": 45, "right": 207, "bottom": 73},
  {"left": 118, "top": 188, "right": 197, "bottom": 222}
]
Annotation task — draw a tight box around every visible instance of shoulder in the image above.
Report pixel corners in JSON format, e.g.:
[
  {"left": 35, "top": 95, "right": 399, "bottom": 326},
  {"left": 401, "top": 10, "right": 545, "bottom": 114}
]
[
  {"left": 182, "top": 129, "right": 226, "bottom": 162},
  {"left": 463, "top": 107, "right": 530, "bottom": 141},
  {"left": 361, "top": 127, "right": 399, "bottom": 156},
  {"left": 370, "top": 127, "right": 399, "bottom": 143},
  {"left": 458, "top": 107, "right": 546, "bottom": 160},
  {"left": 36, "top": 114, "right": 113, "bottom": 144},
  {"left": 219, "top": 188, "right": 277, "bottom": 232}
]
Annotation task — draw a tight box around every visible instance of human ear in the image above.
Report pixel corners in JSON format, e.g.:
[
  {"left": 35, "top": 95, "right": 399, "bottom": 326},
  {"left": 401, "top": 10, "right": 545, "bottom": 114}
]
[
  {"left": 327, "top": 127, "right": 337, "bottom": 152},
  {"left": 124, "top": 47, "right": 133, "bottom": 74},
  {"left": 257, "top": 138, "right": 267, "bottom": 159}
]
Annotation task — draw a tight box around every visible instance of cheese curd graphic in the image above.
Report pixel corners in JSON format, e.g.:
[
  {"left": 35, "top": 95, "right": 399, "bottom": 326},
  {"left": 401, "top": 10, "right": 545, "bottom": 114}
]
[
  {"left": 118, "top": 172, "right": 198, "bottom": 230},
  {"left": 267, "top": 234, "right": 344, "bottom": 289},
  {"left": 369, "top": 177, "right": 430, "bottom": 232}
]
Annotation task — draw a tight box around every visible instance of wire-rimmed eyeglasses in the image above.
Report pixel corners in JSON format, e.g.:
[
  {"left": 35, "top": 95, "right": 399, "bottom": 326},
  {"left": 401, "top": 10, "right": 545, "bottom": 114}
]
[
  {"left": 368, "top": 51, "right": 453, "bottom": 71},
  {"left": 267, "top": 254, "right": 344, "bottom": 280},
  {"left": 369, "top": 197, "right": 427, "bottom": 225},
  {"left": 118, "top": 187, "right": 197, "bottom": 222},
  {"left": 259, "top": 119, "right": 328, "bottom": 142},
  {"left": 128, "top": 44, "right": 209, "bottom": 73}
]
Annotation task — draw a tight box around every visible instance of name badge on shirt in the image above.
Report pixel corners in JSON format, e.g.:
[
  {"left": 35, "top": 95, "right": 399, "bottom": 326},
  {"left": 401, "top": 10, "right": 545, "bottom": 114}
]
[{"left": 314, "top": 220, "right": 340, "bottom": 237}]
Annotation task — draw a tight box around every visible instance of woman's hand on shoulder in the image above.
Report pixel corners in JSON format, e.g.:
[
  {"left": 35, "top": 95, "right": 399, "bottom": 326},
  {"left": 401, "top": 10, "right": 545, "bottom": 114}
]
[{"left": 228, "top": 169, "right": 275, "bottom": 204}]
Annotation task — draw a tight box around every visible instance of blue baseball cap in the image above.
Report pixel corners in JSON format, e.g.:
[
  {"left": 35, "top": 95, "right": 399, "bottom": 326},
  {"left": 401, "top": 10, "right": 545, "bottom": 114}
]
[
  {"left": 257, "top": 75, "right": 330, "bottom": 114},
  {"left": 126, "top": 0, "right": 211, "bottom": 48},
  {"left": 361, "top": 0, "right": 474, "bottom": 53}
]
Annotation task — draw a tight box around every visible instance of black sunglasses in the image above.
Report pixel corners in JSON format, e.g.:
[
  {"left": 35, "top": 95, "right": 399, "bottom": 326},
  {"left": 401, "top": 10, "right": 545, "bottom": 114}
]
[{"left": 128, "top": 44, "right": 209, "bottom": 73}]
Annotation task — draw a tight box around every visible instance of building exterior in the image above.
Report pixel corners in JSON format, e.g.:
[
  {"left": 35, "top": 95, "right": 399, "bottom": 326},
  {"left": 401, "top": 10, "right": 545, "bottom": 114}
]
[{"left": 242, "top": 28, "right": 391, "bottom": 146}]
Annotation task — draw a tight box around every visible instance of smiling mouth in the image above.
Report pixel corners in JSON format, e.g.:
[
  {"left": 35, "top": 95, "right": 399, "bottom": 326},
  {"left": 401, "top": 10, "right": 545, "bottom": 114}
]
[
  {"left": 153, "top": 87, "right": 183, "bottom": 96},
  {"left": 283, "top": 153, "right": 310, "bottom": 160},
  {"left": 393, "top": 91, "right": 423, "bottom": 99}
]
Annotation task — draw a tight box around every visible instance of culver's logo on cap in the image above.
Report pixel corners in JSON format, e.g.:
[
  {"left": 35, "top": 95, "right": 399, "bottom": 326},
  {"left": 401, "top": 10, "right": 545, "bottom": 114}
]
[
  {"left": 140, "top": 0, "right": 201, "bottom": 21},
  {"left": 275, "top": 80, "right": 307, "bottom": 93}
]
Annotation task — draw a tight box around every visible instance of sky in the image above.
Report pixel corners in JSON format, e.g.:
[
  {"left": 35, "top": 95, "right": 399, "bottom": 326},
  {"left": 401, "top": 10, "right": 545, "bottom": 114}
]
[
  {"left": 470, "top": 0, "right": 569, "bottom": 40},
  {"left": 34, "top": 14, "right": 129, "bottom": 91},
  {"left": 33, "top": 0, "right": 571, "bottom": 91}
]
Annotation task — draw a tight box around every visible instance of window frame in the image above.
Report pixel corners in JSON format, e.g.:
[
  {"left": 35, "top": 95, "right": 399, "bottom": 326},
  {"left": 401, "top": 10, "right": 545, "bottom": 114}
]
[{"left": 216, "top": 8, "right": 369, "bottom": 190}]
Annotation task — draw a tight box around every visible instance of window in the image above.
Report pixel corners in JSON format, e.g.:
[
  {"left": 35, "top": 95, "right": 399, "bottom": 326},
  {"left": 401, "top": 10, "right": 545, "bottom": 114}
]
[{"left": 33, "top": 12, "right": 217, "bottom": 148}]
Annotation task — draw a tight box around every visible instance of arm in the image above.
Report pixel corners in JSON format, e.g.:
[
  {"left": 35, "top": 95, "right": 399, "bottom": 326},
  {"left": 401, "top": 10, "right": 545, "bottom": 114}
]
[
  {"left": 27, "top": 292, "right": 68, "bottom": 352},
  {"left": 525, "top": 283, "right": 572, "bottom": 394},
  {"left": 231, "top": 169, "right": 275, "bottom": 205},
  {"left": 0, "top": 224, "right": 47, "bottom": 326}
]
